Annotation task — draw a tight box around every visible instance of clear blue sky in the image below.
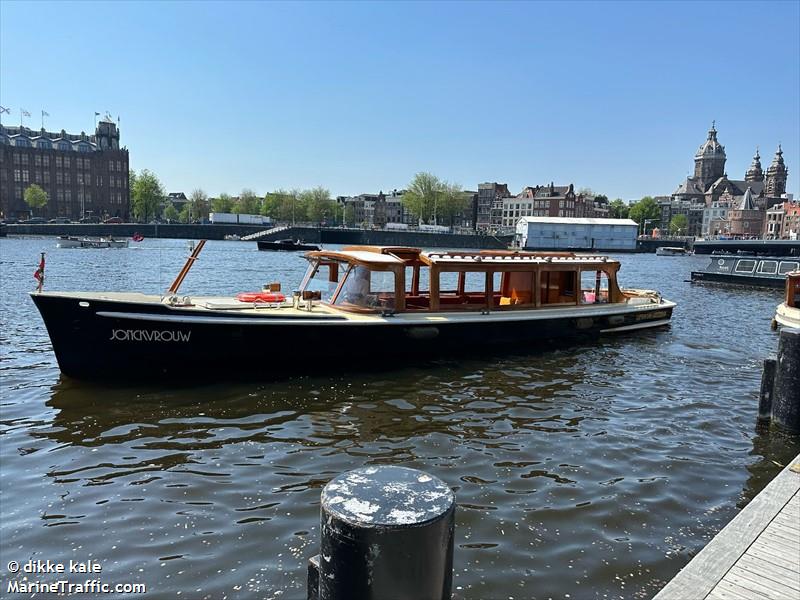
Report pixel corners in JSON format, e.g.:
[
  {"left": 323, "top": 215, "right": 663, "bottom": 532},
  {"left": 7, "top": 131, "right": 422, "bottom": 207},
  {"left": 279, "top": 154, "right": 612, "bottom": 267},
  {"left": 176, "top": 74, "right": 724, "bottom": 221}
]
[{"left": 2, "top": 1, "right": 798, "bottom": 201}]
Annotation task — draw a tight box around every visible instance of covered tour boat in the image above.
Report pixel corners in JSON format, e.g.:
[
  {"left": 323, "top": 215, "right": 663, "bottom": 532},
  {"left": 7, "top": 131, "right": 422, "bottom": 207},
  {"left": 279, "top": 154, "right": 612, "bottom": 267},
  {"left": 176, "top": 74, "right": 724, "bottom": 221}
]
[
  {"left": 774, "top": 271, "right": 800, "bottom": 329},
  {"left": 656, "top": 246, "right": 690, "bottom": 256},
  {"left": 31, "top": 245, "right": 675, "bottom": 381},
  {"left": 57, "top": 235, "right": 129, "bottom": 249},
  {"left": 257, "top": 239, "right": 321, "bottom": 251},
  {"left": 691, "top": 254, "right": 800, "bottom": 288}
]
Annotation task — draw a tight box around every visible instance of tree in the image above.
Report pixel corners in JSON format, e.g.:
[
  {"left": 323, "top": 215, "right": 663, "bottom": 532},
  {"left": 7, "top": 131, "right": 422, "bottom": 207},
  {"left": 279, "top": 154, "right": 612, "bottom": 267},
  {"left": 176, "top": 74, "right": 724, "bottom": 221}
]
[
  {"left": 24, "top": 184, "right": 48, "bottom": 217},
  {"left": 211, "top": 193, "right": 234, "bottom": 213},
  {"left": 402, "top": 172, "right": 446, "bottom": 224},
  {"left": 234, "top": 189, "right": 261, "bottom": 214},
  {"left": 437, "top": 184, "right": 470, "bottom": 226},
  {"left": 188, "top": 189, "right": 209, "bottom": 222},
  {"left": 131, "top": 169, "right": 164, "bottom": 223},
  {"left": 669, "top": 214, "right": 689, "bottom": 235},
  {"left": 163, "top": 203, "right": 179, "bottom": 223},
  {"left": 628, "top": 196, "right": 660, "bottom": 226},
  {"left": 300, "top": 187, "right": 334, "bottom": 223},
  {"left": 608, "top": 198, "right": 629, "bottom": 219}
]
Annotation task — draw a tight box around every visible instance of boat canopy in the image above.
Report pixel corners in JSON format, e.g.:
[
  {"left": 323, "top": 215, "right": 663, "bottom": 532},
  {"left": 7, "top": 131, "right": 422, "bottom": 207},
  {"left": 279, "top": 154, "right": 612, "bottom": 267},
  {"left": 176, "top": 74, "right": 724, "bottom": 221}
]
[{"left": 301, "top": 246, "right": 626, "bottom": 313}]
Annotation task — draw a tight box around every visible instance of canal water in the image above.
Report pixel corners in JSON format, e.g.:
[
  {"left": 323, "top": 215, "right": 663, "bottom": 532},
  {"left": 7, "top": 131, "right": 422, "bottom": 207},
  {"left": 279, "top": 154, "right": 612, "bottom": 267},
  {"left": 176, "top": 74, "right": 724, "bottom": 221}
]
[{"left": 1, "top": 237, "right": 798, "bottom": 600}]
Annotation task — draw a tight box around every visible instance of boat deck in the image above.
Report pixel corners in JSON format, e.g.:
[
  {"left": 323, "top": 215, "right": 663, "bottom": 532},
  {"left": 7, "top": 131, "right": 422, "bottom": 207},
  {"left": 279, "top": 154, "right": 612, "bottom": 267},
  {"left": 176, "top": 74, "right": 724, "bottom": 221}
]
[{"left": 654, "top": 453, "right": 800, "bottom": 600}]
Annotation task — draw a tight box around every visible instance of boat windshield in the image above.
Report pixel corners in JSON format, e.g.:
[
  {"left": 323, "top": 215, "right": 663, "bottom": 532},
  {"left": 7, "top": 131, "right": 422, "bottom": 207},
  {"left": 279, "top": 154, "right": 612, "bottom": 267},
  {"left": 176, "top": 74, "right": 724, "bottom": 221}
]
[
  {"left": 332, "top": 265, "right": 396, "bottom": 311},
  {"left": 299, "top": 259, "right": 344, "bottom": 303}
]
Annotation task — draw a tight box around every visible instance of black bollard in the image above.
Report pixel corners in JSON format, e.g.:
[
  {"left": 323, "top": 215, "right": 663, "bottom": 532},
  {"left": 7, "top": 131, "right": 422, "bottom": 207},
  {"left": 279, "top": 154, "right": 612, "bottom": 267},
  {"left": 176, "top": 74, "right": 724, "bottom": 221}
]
[
  {"left": 773, "top": 327, "right": 800, "bottom": 433},
  {"left": 759, "top": 358, "right": 777, "bottom": 421},
  {"left": 307, "top": 465, "right": 455, "bottom": 600}
]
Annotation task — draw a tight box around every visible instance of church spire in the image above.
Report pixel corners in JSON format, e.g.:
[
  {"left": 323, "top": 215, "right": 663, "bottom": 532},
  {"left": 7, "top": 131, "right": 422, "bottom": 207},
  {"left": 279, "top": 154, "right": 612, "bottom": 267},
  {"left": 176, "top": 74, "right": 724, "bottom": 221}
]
[
  {"left": 745, "top": 147, "right": 764, "bottom": 182},
  {"left": 694, "top": 122, "right": 726, "bottom": 191},
  {"left": 765, "top": 144, "right": 788, "bottom": 197}
]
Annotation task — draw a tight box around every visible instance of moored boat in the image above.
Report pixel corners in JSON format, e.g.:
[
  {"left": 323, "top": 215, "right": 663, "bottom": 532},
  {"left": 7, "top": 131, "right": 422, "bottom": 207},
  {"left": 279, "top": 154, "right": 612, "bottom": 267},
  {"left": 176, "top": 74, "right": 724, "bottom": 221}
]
[
  {"left": 774, "top": 271, "right": 800, "bottom": 329},
  {"left": 656, "top": 246, "right": 690, "bottom": 256},
  {"left": 57, "top": 236, "right": 129, "bottom": 249},
  {"left": 257, "top": 238, "right": 321, "bottom": 251},
  {"left": 31, "top": 245, "right": 675, "bottom": 381},
  {"left": 691, "top": 254, "right": 800, "bottom": 288}
]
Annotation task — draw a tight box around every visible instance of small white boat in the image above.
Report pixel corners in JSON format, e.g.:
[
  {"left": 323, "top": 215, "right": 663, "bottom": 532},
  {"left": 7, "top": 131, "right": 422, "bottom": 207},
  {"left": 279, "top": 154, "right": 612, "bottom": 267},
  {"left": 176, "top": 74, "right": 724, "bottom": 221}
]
[
  {"left": 57, "top": 236, "right": 129, "bottom": 249},
  {"left": 656, "top": 246, "right": 690, "bottom": 256}
]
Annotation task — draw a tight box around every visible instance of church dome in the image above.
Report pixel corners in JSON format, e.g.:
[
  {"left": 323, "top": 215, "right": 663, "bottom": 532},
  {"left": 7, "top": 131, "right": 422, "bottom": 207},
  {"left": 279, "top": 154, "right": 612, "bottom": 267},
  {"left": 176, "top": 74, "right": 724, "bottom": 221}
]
[
  {"left": 695, "top": 122, "right": 726, "bottom": 159},
  {"left": 767, "top": 145, "right": 786, "bottom": 175},
  {"left": 745, "top": 148, "right": 763, "bottom": 182}
]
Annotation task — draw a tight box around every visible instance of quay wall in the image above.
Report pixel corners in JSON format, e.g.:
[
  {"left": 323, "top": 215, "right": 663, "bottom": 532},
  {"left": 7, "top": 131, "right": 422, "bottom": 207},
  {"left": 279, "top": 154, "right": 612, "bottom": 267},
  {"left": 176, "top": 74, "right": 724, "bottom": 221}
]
[{"left": 4, "top": 224, "right": 514, "bottom": 250}]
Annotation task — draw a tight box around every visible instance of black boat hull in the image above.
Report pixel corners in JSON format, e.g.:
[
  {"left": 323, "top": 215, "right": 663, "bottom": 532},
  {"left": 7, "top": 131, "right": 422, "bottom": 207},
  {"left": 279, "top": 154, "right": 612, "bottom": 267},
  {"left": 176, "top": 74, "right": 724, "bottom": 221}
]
[
  {"left": 690, "top": 271, "right": 786, "bottom": 288},
  {"left": 30, "top": 293, "right": 673, "bottom": 381},
  {"left": 257, "top": 241, "right": 321, "bottom": 251}
]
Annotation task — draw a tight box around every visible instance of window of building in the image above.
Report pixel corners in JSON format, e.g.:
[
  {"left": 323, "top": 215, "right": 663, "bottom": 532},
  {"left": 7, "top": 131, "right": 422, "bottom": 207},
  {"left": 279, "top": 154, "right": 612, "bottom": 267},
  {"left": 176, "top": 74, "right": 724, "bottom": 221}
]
[
  {"left": 65, "top": 190, "right": 71, "bottom": 201},
  {"left": 13, "top": 169, "right": 21, "bottom": 182},
  {"left": 21, "top": 154, "right": 28, "bottom": 165},
  {"left": 15, "top": 138, "right": 31, "bottom": 147},
  {"left": 34, "top": 155, "right": 42, "bottom": 167},
  {"left": 58, "top": 142, "right": 70, "bottom": 151},
  {"left": 64, "top": 173, "right": 70, "bottom": 185},
  {"left": 56, "top": 172, "right": 63, "bottom": 184},
  {"left": 37, "top": 140, "right": 52, "bottom": 150},
  {"left": 63, "top": 156, "right": 70, "bottom": 169},
  {"left": 55, "top": 156, "right": 62, "bottom": 168},
  {"left": 43, "top": 171, "right": 50, "bottom": 184},
  {"left": 13, "top": 154, "right": 20, "bottom": 165},
  {"left": 57, "top": 190, "right": 64, "bottom": 201},
  {"left": 35, "top": 170, "right": 42, "bottom": 183}
]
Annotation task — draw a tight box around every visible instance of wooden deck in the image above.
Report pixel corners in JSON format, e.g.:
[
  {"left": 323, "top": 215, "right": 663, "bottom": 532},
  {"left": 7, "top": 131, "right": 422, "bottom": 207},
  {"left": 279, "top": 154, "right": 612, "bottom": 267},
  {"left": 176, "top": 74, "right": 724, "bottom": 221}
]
[{"left": 655, "top": 453, "right": 800, "bottom": 600}]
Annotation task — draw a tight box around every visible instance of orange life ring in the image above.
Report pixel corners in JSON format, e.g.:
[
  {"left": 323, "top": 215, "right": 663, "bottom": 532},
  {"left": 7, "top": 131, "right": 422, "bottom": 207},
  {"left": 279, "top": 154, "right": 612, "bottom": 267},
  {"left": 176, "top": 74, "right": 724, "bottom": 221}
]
[{"left": 236, "top": 291, "right": 286, "bottom": 303}]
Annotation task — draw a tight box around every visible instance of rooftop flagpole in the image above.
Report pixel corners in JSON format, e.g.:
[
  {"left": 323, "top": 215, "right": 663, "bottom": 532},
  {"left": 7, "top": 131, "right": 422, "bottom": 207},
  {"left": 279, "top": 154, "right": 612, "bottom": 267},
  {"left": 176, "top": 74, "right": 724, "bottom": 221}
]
[
  {"left": 94, "top": 111, "right": 100, "bottom": 129},
  {"left": 41, "top": 110, "right": 50, "bottom": 129}
]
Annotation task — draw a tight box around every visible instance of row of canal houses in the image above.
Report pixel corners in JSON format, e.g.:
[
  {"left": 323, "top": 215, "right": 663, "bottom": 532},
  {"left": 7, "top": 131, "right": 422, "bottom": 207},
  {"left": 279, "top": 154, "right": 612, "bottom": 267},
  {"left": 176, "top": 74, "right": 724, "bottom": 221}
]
[{"left": 336, "top": 184, "right": 609, "bottom": 232}]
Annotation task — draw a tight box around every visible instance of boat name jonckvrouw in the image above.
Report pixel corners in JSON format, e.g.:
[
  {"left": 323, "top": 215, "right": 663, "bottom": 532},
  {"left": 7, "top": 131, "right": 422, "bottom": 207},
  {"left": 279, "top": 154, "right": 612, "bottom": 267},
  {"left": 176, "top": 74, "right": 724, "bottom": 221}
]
[{"left": 109, "top": 329, "right": 191, "bottom": 343}]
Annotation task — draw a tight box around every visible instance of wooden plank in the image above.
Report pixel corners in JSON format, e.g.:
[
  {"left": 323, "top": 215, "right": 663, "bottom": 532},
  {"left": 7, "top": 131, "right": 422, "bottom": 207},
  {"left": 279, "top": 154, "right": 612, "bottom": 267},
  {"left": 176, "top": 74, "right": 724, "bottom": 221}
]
[
  {"left": 654, "top": 454, "right": 800, "bottom": 600},
  {"left": 708, "top": 578, "right": 770, "bottom": 600},
  {"left": 748, "top": 540, "right": 800, "bottom": 570},
  {"left": 733, "top": 556, "right": 800, "bottom": 592},
  {"left": 737, "top": 553, "right": 800, "bottom": 586},
  {"left": 723, "top": 566, "right": 799, "bottom": 599}
]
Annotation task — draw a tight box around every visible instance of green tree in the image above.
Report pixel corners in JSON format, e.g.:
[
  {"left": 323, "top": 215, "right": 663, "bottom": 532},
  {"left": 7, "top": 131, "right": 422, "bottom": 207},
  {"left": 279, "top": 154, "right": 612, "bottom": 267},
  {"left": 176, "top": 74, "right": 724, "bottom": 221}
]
[
  {"left": 178, "top": 203, "right": 192, "bottom": 223},
  {"left": 608, "top": 198, "right": 629, "bottom": 219},
  {"left": 234, "top": 189, "right": 261, "bottom": 214},
  {"left": 628, "top": 196, "right": 660, "bottom": 228},
  {"left": 24, "top": 184, "right": 48, "bottom": 217},
  {"left": 300, "top": 187, "right": 334, "bottom": 223},
  {"left": 211, "top": 193, "right": 234, "bottom": 213},
  {"left": 437, "top": 184, "right": 469, "bottom": 226},
  {"left": 402, "top": 172, "right": 448, "bottom": 224},
  {"left": 669, "top": 213, "right": 689, "bottom": 235},
  {"left": 263, "top": 189, "right": 295, "bottom": 222},
  {"left": 188, "top": 189, "right": 209, "bottom": 222},
  {"left": 131, "top": 169, "right": 164, "bottom": 223},
  {"left": 163, "top": 203, "right": 179, "bottom": 223}
]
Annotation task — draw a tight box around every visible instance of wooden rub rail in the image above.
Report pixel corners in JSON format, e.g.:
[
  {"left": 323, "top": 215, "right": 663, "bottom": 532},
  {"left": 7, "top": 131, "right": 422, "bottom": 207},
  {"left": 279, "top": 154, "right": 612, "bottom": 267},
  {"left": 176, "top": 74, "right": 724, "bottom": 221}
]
[{"left": 654, "top": 453, "right": 800, "bottom": 600}]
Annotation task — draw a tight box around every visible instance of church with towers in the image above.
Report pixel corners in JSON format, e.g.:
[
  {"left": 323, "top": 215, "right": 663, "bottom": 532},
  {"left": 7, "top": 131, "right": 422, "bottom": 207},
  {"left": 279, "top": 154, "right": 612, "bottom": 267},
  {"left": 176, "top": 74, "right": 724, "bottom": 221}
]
[{"left": 667, "top": 123, "right": 789, "bottom": 237}]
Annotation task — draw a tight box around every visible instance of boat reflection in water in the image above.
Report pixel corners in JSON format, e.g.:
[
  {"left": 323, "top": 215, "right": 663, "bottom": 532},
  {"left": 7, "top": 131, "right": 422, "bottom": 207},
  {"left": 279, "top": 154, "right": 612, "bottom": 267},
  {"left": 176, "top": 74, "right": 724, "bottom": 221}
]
[{"left": 30, "top": 245, "right": 675, "bottom": 382}]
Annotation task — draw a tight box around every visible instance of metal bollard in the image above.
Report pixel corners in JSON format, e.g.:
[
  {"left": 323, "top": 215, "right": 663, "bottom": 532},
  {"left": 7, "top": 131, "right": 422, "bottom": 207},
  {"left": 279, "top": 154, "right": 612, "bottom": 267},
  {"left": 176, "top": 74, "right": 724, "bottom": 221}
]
[
  {"left": 307, "top": 465, "right": 455, "bottom": 600},
  {"left": 773, "top": 327, "right": 800, "bottom": 433}
]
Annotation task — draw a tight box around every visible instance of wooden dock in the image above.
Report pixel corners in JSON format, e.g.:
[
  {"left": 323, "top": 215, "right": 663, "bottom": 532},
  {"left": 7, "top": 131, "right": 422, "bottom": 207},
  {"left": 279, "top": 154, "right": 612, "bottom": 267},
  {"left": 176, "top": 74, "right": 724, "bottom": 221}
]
[{"left": 655, "top": 453, "right": 800, "bottom": 600}]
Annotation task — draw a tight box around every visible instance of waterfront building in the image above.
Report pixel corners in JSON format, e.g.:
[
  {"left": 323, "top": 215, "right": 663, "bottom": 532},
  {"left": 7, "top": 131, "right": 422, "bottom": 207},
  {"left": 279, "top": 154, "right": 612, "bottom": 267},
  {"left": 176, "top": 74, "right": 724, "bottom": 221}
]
[
  {"left": 477, "top": 182, "right": 511, "bottom": 231},
  {"left": 658, "top": 197, "right": 705, "bottom": 236},
  {"left": 727, "top": 187, "right": 764, "bottom": 236},
  {"left": 764, "top": 199, "right": 800, "bottom": 240},
  {"left": 500, "top": 184, "right": 608, "bottom": 229},
  {"left": 0, "top": 120, "right": 129, "bottom": 221},
  {"left": 515, "top": 216, "right": 638, "bottom": 251}
]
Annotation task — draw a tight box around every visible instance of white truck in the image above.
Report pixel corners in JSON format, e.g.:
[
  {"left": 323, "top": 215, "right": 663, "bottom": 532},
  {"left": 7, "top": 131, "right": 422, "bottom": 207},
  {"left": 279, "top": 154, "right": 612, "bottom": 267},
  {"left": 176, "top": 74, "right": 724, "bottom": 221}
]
[{"left": 209, "top": 212, "right": 271, "bottom": 225}]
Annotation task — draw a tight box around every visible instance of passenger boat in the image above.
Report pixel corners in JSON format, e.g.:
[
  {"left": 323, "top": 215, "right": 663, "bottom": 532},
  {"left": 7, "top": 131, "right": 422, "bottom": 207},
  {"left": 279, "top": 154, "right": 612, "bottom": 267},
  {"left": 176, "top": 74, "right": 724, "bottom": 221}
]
[
  {"left": 656, "top": 246, "right": 690, "bottom": 256},
  {"left": 257, "top": 238, "right": 321, "bottom": 251},
  {"left": 57, "top": 236, "right": 129, "bottom": 249},
  {"left": 30, "top": 245, "right": 675, "bottom": 381},
  {"left": 691, "top": 254, "right": 800, "bottom": 288},
  {"left": 774, "top": 271, "right": 800, "bottom": 329}
]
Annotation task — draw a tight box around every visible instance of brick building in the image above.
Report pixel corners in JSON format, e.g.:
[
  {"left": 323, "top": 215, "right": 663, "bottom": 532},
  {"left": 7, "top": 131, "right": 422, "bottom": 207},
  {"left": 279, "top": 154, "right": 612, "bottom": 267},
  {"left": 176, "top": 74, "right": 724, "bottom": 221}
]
[
  {"left": 499, "top": 183, "right": 608, "bottom": 229},
  {"left": 0, "top": 120, "right": 129, "bottom": 221}
]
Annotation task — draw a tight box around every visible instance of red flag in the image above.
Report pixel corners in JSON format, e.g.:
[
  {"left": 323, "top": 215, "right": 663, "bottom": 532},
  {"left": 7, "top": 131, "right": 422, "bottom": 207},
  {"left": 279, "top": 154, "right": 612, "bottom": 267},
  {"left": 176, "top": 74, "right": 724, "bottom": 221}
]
[{"left": 34, "top": 253, "right": 45, "bottom": 291}]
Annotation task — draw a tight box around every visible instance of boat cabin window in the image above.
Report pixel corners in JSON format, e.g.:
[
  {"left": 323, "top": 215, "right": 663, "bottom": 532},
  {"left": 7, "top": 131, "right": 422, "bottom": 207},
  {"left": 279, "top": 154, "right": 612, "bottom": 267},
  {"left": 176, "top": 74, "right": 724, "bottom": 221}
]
[
  {"left": 757, "top": 261, "right": 778, "bottom": 275},
  {"left": 300, "top": 259, "right": 343, "bottom": 303},
  {"left": 540, "top": 270, "right": 577, "bottom": 305},
  {"left": 735, "top": 259, "right": 756, "bottom": 274},
  {"left": 779, "top": 261, "right": 800, "bottom": 275},
  {"left": 498, "top": 272, "right": 534, "bottom": 307},
  {"left": 580, "top": 269, "right": 610, "bottom": 304},
  {"left": 333, "top": 265, "right": 396, "bottom": 311}
]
